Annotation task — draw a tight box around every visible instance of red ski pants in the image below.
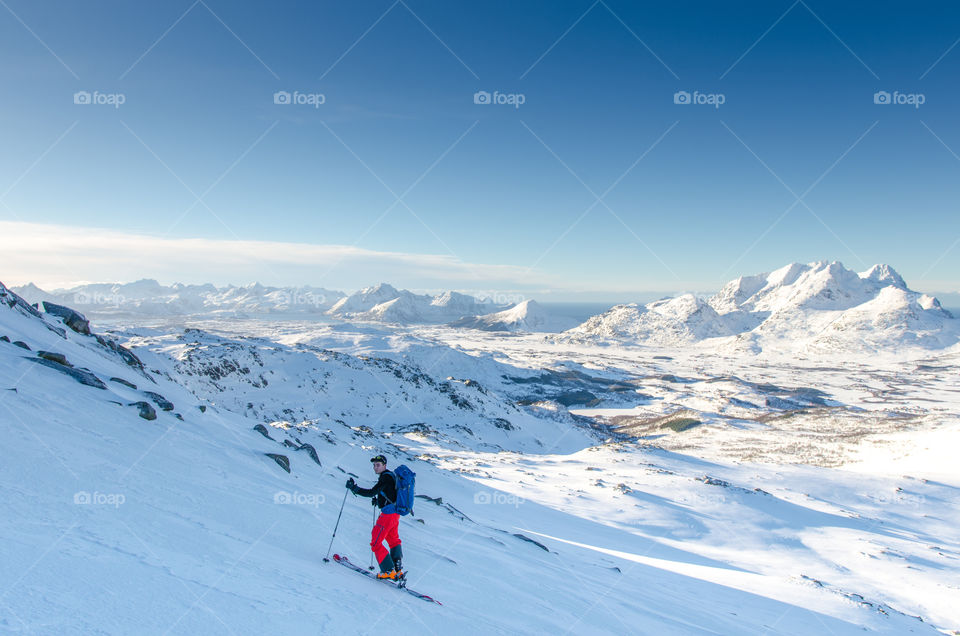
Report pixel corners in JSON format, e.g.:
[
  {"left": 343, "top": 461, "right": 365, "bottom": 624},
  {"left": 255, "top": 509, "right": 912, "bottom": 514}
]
[{"left": 370, "top": 512, "right": 401, "bottom": 563}]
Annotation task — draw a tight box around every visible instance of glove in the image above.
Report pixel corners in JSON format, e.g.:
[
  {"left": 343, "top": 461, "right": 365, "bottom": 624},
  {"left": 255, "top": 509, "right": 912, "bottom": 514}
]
[
  {"left": 371, "top": 496, "right": 378, "bottom": 507},
  {"left": 345, "top": 478, "right": 356, "bottom": 491}
]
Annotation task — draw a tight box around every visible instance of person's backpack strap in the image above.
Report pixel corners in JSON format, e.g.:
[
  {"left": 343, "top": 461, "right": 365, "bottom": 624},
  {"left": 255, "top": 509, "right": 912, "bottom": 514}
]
[{"left": 380, "top": 470, "right": 398, "bottom": 514}]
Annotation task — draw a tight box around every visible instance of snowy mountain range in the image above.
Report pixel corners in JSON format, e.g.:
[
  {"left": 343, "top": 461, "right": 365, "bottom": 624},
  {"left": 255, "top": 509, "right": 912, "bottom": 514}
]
[
  {"left": 13, "top": 279, "right": 345, "bottom": 316},
  {"left": 563, "top": 261, "right": 959, "bottom": 353},
  {"left": 326, "top": 283, "right": 504, "bottom": 324},
  {"left": 13, "top": 280, "right": 580, "bottom": 332}
]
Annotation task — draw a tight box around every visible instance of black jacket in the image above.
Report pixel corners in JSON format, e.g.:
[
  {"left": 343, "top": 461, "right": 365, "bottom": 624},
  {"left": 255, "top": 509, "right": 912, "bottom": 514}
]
[{"left": 353, "top": 471, "right": 397, "bottom": 510}]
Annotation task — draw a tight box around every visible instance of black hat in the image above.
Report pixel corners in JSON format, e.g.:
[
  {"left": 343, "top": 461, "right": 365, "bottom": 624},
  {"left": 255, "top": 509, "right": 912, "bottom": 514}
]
[{"left": 370, "top": 454, "right": 387, "bottom": 465}]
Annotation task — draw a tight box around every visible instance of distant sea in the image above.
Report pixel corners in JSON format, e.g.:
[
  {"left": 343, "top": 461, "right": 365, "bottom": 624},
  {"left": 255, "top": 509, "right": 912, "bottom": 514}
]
[{"left": 538, "top": 302, "right": 618, "bottom": 324}]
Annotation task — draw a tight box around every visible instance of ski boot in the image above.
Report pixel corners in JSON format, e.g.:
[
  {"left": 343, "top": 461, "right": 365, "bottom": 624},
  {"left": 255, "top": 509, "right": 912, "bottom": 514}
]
[
  {"left": 390, "top": 545, "right": 406, "bottom": 587},
  {"left": 376, "top": 554, "right": 398, "bottom": 581}
]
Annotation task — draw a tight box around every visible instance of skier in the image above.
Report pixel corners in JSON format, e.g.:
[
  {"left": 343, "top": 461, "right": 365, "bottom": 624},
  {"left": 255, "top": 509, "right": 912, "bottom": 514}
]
[{"left": 346, "top": 454, "right": 403, "bottom": 580}]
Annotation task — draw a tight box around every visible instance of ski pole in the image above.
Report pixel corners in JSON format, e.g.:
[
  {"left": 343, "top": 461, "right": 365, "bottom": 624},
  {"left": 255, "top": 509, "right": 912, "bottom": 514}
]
[
  {"left": 323, "top": 489, "right": 349, "bottom": 562},
  {"left": 368, "top": 505, "right": 377, "bottom": 570}
]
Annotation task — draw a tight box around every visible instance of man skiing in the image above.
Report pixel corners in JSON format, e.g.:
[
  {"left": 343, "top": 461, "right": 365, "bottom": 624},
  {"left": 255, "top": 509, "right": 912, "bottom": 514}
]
[{"left": 346, "top": 454, "right": 403, "bottom": 580}]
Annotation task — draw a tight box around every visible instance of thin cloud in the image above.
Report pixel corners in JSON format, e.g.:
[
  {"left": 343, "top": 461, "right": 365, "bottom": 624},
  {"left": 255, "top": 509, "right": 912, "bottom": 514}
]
[{"left": 0, "top": 221, "right": 547, "bottom": 291}]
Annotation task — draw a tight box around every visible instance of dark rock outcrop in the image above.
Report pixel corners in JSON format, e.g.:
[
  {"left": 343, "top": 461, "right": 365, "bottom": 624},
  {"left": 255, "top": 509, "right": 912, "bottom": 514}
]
[
  {"left": 94, "top": 335, "right": 144, "bottom": 370},
  {"left": 13, "top": 341, "right": 30, "bottom": 350},
  {"left": 253, "top": 424, "right": 274, "bottom": 440},
  {"left": 0, "top": 336, "right": 9, "bottom": 343},
  {"left": 37, "top": 351, "right": 70, "bottom": 366},
  {"left": 0, "top": 282, "right": 43, "bottom": 318},
  {"left": 265, "top": 453, "right": 290, "bottom": 473},
  {"left": 42, "top": 302, "right": 90, "bottom": 335},
  {"left": 143, "top": 391, "right": 174, "bottom": 411},
  {"left": 129, "top": 401, "right": 157, "bottom": 420},
  {"left": 25, "top": 357, "right": 106, "bottom": 389},
  {"left": 109, "top": 377, "right": 138, "bottom": 389},
  {"left": 295, "top": 442, "right": 321, "bottom": 466},
  {"left": 512, "top": 533, "right": 549, "bottom": 552}
]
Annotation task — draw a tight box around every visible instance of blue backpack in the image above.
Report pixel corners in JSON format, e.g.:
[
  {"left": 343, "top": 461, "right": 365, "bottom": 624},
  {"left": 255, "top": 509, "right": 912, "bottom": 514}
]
[{"left": 384, "top": 465, "right": 416, "bottom": 516}]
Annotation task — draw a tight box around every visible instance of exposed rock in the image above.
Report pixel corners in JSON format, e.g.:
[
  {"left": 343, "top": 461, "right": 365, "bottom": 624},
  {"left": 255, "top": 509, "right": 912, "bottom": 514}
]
[
  {"left": 129, "top": 401, "right": 157, "bottom": 421},
  {"left": 143, "top": 391, "right": 174, "bottom": 411},
  {"left": 42, "top": 301, "right": 90, "bottom": 335},
  {"left": 282, "top": 439, "right": 299, "bottom": 449},
  {"left": 0, "top": 336, "right": 9, "bottom": 342},
  {"left": 512, "top": 533, "right": 549, "bottom": 552},
  {"left": 698, "top": 476, "right": 731, "bottom": 488},
  {"left": 109, "top": 377, "right": 138, "bottom": 390},
  {"left": 94, "top": 335, "right": 145, "bottom": 370},
  {"left": 13, "top": 341, "right": 30, "bottom": 350},
  {"left": 0, "top": 282, "right": 43, "bottom": 318},
  {"left": 266, "top": 453, "right": 290, "bottom": 473},
  {"left": 25, "top": 357, "right": 106, "bottom": 389},
  {"left": 37, "top": 351, "right": 70, "bottom": 366},
  {"left": 295, "top": 442, "right": 321, "bottom": 466},
  {"left": 198, "top": 405, "right": 207, "bottom": 413},
  {"left": 253, "top": 424, "right": 274, "bottom": 440}
]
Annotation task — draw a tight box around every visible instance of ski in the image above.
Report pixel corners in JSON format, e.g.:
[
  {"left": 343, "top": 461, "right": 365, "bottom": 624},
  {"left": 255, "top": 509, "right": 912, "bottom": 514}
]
[{"left": 331, "top": 554, "right": 442, "bottom": 605}]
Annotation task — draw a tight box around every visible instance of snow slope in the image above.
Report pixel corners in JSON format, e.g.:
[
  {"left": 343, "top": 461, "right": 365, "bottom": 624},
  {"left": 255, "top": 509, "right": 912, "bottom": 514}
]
[
  {"left": 563, "top": 261, "right": 959, "bottom": 354},
  {"left": 449, "top": 300, "right": 579, "bottom": 333},
  {"left": 1, "top": 282, "right": 957, "bottom": 634}
]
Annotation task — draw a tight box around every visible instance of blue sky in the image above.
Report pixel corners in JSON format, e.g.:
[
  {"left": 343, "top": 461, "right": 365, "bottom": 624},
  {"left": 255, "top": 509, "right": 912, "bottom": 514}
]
[{"left": 1, "top": 0, "right": 958, "bottom": 299}]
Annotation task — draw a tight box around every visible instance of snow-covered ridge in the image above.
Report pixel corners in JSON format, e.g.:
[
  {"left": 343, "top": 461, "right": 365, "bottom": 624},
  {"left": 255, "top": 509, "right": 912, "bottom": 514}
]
[
  {"left": 327, "top": 283, "right": 504, "bottom": 324},
  {"left": 14, "top": 279, "right": 346, "bottom": 316},
  {"left": 564, "top": 261, "right": 958, "bottom": 353},
  {"left": 449, "top": 299, "right": 580, "bottom": 333}
]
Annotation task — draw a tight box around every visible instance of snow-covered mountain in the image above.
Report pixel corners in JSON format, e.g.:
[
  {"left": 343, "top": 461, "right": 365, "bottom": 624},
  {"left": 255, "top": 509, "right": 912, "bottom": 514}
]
[
  {"left": 567, "top": 294, "right": 732, "bottom": 344},
  {"left": 13, "top": 280, "right": 345, "bottom": 316},
  {"left": 3, "top": 279, "right": 959, "bottom": 633},
  {"left": 449, "top": 299, "right": 579, "bottom": 333},
  {"left": 564, "top": 261, "right": 959, "bottom": 353},
  {"left": 327, "top": 283, "right": 502, "bottom": 323}
]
